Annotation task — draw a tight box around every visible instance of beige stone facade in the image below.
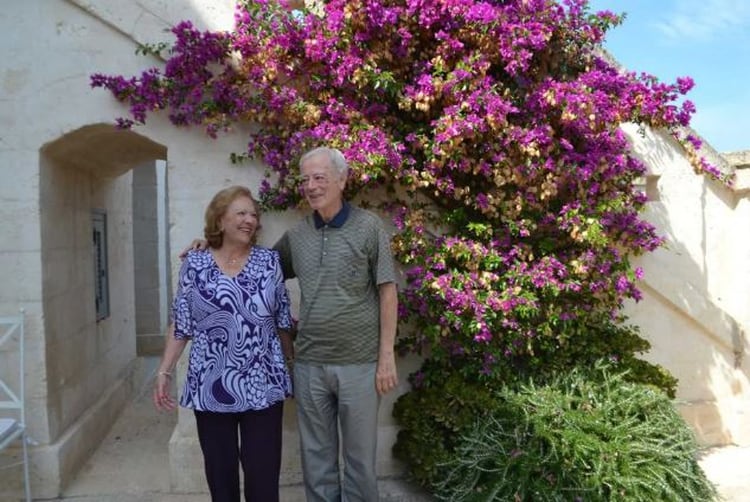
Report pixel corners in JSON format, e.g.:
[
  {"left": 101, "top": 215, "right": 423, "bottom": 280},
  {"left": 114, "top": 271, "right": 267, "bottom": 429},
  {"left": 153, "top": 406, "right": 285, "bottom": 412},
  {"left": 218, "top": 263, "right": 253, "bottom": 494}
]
[
  {"left": 0, "top": 0, "right": 748, "bottom": 499},
  {"left": 622, "top": 125, "right": 750, "bottom": 446}
]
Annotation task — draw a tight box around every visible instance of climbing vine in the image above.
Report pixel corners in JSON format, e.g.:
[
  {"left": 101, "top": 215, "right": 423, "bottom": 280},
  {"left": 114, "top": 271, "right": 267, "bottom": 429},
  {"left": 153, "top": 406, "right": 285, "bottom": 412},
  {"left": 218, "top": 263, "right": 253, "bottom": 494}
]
[{"left": 92, "top": 0, "right": 721, "bottom": 419}]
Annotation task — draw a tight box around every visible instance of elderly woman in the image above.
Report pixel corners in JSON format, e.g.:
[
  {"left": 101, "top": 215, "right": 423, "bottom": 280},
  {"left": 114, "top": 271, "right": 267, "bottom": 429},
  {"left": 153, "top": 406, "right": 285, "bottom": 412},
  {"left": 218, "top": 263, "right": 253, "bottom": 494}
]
[{"left": 153, "top": 185, "right": 294, "bottom": 502}]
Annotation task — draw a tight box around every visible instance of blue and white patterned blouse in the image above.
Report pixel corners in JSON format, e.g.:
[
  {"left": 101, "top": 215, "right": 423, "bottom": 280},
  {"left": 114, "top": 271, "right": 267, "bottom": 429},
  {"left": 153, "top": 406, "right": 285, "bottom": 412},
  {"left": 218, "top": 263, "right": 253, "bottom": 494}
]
[{"left": 172, "top": 247, "right": 293, "bottom": 412}]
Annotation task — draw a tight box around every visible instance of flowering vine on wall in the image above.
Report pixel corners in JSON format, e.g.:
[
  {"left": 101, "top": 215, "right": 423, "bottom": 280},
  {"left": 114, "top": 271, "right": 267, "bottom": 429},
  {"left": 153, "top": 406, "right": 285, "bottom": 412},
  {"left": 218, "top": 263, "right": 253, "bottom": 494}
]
[{"left": 92, "top": 0, "right": 722, "bottom": 391}]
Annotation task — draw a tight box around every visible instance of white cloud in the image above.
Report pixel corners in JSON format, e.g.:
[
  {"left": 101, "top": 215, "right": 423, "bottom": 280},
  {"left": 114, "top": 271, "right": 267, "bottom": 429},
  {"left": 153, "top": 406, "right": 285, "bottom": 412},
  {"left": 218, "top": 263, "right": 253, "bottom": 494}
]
[{"left": 653, "top": 0, "right": 750, "bottom": 42}]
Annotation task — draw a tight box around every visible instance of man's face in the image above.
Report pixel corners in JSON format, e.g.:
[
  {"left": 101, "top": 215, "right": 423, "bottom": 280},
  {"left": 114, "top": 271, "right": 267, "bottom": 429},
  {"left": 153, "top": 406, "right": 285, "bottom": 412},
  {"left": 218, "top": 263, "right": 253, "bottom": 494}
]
[{"left": 299, "top": 153, "right": 346, "bottom": 214}]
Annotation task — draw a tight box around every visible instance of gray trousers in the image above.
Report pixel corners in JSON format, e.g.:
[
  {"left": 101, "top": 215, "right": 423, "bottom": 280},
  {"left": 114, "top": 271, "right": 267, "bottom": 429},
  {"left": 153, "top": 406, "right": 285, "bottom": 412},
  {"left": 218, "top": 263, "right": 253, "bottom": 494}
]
[{"left": 293, "top": 362, "right": 380, "bottom": 502}]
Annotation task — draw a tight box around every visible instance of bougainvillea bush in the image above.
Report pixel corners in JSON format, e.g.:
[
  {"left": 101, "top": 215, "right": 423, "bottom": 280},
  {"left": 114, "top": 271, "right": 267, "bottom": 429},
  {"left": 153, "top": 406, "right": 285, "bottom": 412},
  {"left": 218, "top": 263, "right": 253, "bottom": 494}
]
[{"left": 92, "top": 0, "right": 720, "bottom": 491}]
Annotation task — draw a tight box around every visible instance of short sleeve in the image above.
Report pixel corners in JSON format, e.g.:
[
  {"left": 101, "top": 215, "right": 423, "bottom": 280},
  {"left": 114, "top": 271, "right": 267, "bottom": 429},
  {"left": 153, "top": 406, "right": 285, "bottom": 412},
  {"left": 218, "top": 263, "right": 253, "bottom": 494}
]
[
  {"left": 271, "top": 250, "right": 293, "bottom": 330},
  {"left": 273, "top": 232, "right": 296, "bottom": 280},
  {"left": 373, "top": 222, "right": 397, "bottom": 286},
  {"left": 171, "top": 256, "right": 196, "bottom": 339}
]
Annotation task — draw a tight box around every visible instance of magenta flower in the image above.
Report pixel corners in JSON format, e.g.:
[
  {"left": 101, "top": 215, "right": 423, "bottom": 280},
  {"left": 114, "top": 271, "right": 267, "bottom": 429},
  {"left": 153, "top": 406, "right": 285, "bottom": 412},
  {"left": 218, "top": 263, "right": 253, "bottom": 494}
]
[{"left": 91, "top": 0, "right": 722, "bottom": 381}]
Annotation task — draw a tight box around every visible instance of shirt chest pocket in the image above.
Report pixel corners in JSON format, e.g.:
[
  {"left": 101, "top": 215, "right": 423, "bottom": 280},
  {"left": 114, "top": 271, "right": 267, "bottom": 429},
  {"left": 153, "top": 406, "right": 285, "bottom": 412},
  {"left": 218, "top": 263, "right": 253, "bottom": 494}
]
[{"left": 336, "top": 253, "right": 370, "bottom": 293}]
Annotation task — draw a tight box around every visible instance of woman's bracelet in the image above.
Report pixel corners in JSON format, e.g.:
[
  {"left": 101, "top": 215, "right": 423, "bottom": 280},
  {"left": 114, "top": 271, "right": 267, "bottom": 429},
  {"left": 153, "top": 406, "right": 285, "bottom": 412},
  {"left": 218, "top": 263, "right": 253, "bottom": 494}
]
[{"left": 158, "top": 371, "right": 172, "bottom": 378}]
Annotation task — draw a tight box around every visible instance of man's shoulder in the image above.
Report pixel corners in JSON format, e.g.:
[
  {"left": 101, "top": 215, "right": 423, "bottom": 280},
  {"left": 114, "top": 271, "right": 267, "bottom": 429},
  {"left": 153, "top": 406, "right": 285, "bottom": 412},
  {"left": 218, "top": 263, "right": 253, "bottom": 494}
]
[
  {"left": 286, "top": 214, "right": 315, "bottom": 235},
  {"left": 349, "top": 205, "right": 382, "bottom": 225},
  {"left": 348, "top": 206, "right": 391, "bottom": 235}
]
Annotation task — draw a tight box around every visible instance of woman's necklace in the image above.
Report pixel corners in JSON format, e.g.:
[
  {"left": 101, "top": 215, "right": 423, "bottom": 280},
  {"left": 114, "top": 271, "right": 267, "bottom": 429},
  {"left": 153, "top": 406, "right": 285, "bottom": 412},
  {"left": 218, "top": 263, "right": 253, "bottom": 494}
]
[{"left": 218, "top": 249, "right": 249, "bottom": 268}]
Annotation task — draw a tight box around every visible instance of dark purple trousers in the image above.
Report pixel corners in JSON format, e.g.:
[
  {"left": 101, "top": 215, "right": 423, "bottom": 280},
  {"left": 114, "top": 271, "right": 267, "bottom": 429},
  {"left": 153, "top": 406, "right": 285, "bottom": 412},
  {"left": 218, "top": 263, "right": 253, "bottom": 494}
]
[{"left": 194, "top": 401, "right": 284, "bottom": 502}]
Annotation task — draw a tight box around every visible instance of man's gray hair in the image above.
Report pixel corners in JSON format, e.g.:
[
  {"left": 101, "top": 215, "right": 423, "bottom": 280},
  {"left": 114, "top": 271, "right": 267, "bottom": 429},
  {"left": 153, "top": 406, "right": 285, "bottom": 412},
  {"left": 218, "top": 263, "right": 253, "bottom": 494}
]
[{"left": 300, "top": 147, "right": 349, "bottom": 178}]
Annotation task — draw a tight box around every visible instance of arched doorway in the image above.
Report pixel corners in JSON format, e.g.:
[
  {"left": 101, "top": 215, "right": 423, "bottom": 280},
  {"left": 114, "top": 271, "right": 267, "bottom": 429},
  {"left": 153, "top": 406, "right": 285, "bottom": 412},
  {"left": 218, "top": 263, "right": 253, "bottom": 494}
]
[{"left": 31, "top": 123, "right": 169, "bottom": 494}]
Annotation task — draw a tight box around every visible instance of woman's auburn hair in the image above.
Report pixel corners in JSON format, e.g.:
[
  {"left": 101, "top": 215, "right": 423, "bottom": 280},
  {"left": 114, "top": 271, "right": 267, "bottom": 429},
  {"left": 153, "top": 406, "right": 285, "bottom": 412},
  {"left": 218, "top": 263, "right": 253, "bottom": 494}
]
[{"left": 203, "top": 185, "right": 261, "bottom": 248}]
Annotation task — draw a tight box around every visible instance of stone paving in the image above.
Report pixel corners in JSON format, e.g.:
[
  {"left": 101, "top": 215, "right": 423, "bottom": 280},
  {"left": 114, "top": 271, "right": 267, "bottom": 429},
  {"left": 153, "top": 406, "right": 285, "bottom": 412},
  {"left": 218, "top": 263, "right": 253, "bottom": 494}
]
[
  {"left": 38, "top": 359, "right": 749, "bottom": 502},
  {"left": 48, "top": 364, "right": 430, "bottom": 502}
]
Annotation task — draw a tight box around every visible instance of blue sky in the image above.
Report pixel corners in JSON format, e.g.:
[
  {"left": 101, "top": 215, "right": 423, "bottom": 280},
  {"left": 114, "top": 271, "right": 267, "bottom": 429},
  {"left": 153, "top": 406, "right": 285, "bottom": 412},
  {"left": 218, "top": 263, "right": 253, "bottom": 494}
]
[{"left": 586, "top": 0, "right": 750, "bottom": 152}]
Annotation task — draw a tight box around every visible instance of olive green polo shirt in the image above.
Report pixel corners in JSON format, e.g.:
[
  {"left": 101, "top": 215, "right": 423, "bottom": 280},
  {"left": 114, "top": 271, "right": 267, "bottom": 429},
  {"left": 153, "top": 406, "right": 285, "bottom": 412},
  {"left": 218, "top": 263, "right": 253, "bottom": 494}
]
[{"left": 273, "top": 204, "right": 396, "bottom": 364}]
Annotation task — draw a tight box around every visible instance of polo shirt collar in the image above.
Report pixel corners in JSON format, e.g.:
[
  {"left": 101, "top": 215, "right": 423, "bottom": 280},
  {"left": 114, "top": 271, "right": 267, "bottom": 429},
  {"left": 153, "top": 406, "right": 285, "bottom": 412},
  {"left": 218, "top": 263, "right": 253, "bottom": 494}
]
[{"left": 313, "top": 201, "right": 350, "bottom": 229}]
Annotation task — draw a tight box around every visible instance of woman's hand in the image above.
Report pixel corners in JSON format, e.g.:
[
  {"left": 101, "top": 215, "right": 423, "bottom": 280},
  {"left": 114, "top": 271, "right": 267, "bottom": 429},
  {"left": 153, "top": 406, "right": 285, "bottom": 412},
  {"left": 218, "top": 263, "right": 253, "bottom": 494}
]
[
  {"left": 153, "top": 371, "right": 177, "bottom": 411},
  {"left": 154, "top": 326, "right": 187, "bottom": 411}
]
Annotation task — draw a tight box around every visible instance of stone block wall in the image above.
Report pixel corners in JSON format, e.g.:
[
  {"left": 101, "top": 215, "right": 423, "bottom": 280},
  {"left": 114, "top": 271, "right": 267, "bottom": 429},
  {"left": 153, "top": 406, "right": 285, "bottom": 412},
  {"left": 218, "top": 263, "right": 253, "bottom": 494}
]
[{"left": 1, "top": 0, "right": 749, "bottom": 499}]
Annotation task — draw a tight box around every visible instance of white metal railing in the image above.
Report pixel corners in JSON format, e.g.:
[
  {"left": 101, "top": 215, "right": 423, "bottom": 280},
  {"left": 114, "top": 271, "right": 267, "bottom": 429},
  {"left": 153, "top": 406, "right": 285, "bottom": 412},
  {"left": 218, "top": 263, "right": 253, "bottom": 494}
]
[{"left": 0, "top": 310, "right": 31, "bottom": 502}]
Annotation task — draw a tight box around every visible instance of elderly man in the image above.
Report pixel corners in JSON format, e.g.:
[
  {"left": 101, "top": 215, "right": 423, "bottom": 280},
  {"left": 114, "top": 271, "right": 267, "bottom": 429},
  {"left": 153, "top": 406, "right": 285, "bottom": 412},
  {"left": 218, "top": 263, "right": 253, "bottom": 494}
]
[{"left": 274, "top": 146, "right": 399, "bottom": 501}]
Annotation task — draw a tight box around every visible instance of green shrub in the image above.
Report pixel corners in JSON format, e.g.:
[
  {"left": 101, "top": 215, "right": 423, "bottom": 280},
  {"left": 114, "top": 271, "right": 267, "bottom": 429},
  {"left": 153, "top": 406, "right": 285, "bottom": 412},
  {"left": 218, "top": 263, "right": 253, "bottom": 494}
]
[
  {"left": 393, "top": 367, "right": 502, "bottom": 485},
  {"left": 393, "top": 319, "right": 679, "bottom": 490},
  {"left": 431, "top": 365, "right": 716, "bottom": 501}
]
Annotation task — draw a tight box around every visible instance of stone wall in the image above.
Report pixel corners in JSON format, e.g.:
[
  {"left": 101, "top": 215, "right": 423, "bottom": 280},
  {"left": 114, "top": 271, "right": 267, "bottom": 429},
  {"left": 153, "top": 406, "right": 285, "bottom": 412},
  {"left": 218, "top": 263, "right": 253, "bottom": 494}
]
[
  {"left": 0, "top": 0, "right": 748, "bottom": 499},
  {"left": 622, "top": 124, "right": 750, "bottom": 445}
]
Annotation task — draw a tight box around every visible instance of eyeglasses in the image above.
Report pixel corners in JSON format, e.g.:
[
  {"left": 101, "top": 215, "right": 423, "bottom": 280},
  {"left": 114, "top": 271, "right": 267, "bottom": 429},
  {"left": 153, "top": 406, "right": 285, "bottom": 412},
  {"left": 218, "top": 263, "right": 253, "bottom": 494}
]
[{"left": 299, "top": 173, "right": 330, "bottom": 187}]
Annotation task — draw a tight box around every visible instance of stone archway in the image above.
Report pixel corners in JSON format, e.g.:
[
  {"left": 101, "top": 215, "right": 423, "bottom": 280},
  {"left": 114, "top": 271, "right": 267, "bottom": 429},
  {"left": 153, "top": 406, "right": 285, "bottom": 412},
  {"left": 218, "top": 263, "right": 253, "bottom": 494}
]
[{"left": 31, "top": 124, "right": 168, "bottom": 496}]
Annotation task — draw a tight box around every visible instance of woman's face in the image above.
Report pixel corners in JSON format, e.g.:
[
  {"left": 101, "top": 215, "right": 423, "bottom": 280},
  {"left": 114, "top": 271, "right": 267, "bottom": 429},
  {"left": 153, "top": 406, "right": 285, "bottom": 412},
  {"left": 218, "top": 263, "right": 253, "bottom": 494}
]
[{"left": 219, "top": 195, "right": 259, "bottom": 246}]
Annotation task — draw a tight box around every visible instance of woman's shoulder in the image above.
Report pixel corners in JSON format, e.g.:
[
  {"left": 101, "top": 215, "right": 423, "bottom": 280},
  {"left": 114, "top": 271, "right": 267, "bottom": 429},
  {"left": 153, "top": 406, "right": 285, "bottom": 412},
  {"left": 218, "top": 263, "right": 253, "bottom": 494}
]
[
  {"left": 251, "top": 246, "right": 284, "bottom": 269},
  {"left": 252, "top": 245, "right": 279, "bottom": 260},
  {"left": 184, "top": 248, "right": 213, "bottom": 268}
]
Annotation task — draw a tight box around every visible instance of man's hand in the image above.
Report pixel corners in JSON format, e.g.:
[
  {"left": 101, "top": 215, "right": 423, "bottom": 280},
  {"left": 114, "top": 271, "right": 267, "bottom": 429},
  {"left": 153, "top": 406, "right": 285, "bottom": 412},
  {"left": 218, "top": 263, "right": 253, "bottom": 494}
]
[
  {"left": 178, "top": 239, "right": 208, "bottom": 259},
  {"left": 376, "top": 351, "right": 398, "bottom": 396},
  {"left": 376, "top": 282, "right": 399, "bottom": 396}
]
